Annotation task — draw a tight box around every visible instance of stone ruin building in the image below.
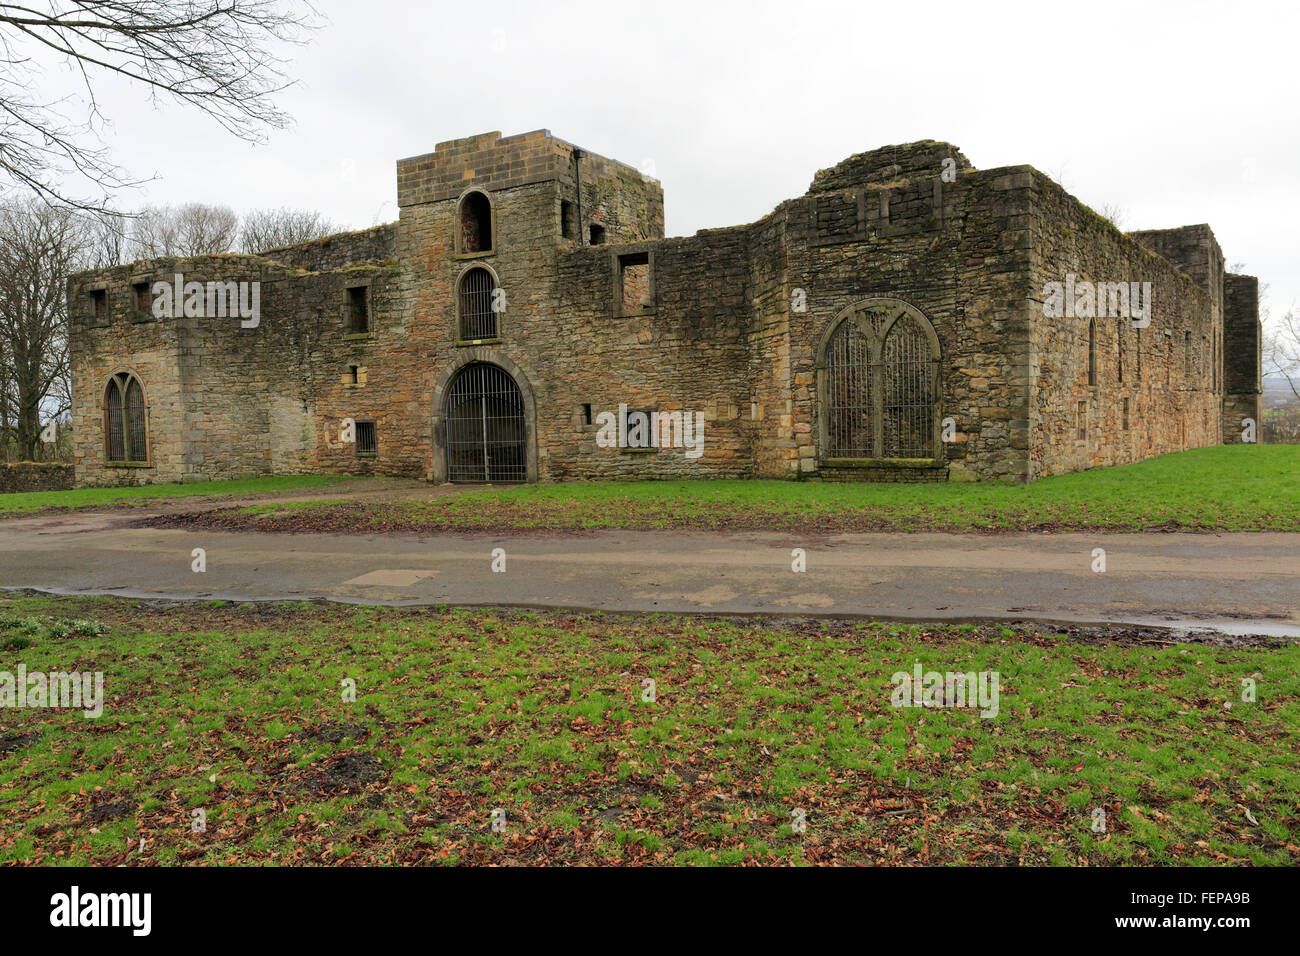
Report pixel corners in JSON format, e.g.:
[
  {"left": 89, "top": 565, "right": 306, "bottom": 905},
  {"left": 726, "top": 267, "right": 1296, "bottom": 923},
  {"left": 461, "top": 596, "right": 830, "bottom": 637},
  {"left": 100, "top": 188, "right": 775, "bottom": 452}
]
[{"left": 68, "top": 129, "right": 1262, "bottom": 485}]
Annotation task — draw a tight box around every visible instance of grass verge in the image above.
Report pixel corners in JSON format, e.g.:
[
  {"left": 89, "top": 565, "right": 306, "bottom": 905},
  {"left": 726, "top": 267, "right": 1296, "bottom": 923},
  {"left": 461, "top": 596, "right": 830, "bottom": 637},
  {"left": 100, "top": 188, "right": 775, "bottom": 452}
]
[
  {"left": 156, "top": 446, "right": 1300, "bottom": 535},
  {"left": 0, "top": 475, "right": 354, "bottom": 517}
]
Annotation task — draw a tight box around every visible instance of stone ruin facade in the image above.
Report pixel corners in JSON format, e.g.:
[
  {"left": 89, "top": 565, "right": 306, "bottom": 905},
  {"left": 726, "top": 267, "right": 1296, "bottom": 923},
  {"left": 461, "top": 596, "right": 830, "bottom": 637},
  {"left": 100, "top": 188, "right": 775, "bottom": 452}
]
[{"left": 67, "top": 129, "right": 1262, "bottom": 486}]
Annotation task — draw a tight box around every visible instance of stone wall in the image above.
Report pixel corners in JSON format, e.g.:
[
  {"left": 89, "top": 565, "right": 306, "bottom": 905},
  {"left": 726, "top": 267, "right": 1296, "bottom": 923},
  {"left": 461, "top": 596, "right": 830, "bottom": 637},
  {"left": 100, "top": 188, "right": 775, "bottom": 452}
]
[
  {"left": 1222, "top": 272, "right": 1262, "bottom": 443},
  {"left": 1028, "top": 181, "right": 1223, "bottom": 478},
  {"left": 67, "top": 131, "right": 1261, "bottom": 487},
  {"left": 0, "top": 463, "right": 74, "bottom": 494}
]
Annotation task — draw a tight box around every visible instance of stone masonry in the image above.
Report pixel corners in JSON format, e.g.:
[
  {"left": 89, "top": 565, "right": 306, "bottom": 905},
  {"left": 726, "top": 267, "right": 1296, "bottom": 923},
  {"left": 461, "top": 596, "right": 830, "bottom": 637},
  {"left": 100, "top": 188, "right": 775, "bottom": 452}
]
[{"left": 67, "top": 129, "right": 1262, "bottom": 486}]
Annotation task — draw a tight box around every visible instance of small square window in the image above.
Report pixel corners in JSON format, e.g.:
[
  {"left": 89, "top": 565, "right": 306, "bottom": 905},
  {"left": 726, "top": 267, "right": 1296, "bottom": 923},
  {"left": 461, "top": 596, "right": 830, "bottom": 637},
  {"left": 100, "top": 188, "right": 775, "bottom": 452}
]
[
  {"left": 347, "top": 287, "right": 369, "bottom": 334},
  {"left": 589, "top": 223, "right": 605, "bottom": 245},
  {"left": 355, "top": 420, "right": 376, "bottom": 456}
]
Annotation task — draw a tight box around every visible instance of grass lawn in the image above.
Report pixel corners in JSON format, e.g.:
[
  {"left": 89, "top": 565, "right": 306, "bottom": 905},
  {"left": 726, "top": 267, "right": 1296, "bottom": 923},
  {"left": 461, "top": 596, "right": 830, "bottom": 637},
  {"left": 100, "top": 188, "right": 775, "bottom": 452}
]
[
  {"left": 1, "top": 594, "right": 1295, "bottom": 866},
  {"left": 164, "top": 445, "right": 1300, "bottom": 535},
  {"left": 0, "top": 475, "right": 354, "bottom": 517}
]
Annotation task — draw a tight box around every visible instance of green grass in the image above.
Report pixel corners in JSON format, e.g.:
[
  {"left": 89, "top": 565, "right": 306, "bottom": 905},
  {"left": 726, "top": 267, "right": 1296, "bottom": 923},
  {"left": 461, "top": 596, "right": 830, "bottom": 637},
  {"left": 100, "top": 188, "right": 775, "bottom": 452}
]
[
  {"left": 185, "top": 445, "right": 1300, "bottom": 534},
  {"left": 0, "top": 475, "right": 354, "bottom": 516},
  {"left": 1, "top": 594, "right": 1296, "bottom": 866}
]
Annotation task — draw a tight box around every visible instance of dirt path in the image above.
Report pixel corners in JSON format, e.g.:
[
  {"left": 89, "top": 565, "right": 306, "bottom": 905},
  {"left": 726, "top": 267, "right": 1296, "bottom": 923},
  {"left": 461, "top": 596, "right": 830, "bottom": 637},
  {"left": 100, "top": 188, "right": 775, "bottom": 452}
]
[{"left": 2, "top": 497, "right": 1297, "bottom": 635}]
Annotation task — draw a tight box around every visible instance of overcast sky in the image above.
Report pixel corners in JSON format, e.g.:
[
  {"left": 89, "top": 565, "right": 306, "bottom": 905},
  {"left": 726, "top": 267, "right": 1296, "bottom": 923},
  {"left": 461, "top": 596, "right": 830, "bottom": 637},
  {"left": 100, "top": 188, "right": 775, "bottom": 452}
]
[{"left": 40, "top": 0, "right": 1300, "bottom": 325}]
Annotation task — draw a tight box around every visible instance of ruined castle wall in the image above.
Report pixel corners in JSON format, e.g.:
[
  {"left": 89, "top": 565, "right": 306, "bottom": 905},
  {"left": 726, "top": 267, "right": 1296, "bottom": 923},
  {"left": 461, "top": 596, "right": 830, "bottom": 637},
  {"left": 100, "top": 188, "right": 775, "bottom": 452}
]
[
  {"left": 68, "top": 254, "right": 404, "bottom": 486},
  {"left": 1029, "top": 179, "right": 1222, "bottom": 478},
  {"left": 69, "top": 268, "right": 184, "bottom": 486},
  {"left": 546, "top": 227, "right": 754, "bottom": 479},
  {"left": 1222, "top": 273, "right": 1262, "bottom": 442},
  {"left": 258, "top": 223, "right": 398, "bottom": 273},
  {"left": 777, "top": 145, "right": 1036, "bottom": 482}
]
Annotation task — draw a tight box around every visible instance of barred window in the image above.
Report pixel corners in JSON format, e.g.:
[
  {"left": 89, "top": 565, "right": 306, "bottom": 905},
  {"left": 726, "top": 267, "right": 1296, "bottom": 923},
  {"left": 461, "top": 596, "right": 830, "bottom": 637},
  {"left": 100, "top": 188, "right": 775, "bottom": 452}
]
[
  {"left": 105, "top": 372, "right": 148, "bottom": 463},
  {"left": 458, "top": 267, "right": 498, "bottom": 340},
  {"left": 355, "top": 420, "right": 377, "bottom": 457},
  {"left": 823, "top": 301, "right": 940, "bottom": 460}
]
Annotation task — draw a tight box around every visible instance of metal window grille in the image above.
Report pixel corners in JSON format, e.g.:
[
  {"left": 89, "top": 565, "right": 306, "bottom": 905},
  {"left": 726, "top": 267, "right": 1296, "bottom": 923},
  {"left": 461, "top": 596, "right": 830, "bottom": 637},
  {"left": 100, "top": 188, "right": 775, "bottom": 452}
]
[
  {"left": 106, "top": 380, "right": 125, "bottom": 461},
  {"left": 881, "top": 315, "right": 936, "bottom": 458},
  {"left": 125, "top": 377, "right": 148, "bottom": 461},
  {"left": 356, "top": 420, "right": 377, "bottom": 456},
  {"left": 445, "top": 363, "right": 527, "bottom": 482},
  {"left": 826, "top": 323, "right": 873, "bottom": 457},
  {"left": 825, "top": 309, "right": 937, "bottom": 459},
  {"left": 458, "top": 268, "right": 497, "bottom": 340}
]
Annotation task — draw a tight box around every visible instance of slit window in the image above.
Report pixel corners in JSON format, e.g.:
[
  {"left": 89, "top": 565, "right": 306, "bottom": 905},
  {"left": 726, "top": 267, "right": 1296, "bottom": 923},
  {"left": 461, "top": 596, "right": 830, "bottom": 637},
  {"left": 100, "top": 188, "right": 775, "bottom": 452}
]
[
  {"left": 355, "top": 420, "right": 377, "bottom": 456},
  {"left": 617, "top": 251, "right": 652, "bottom": 315},
  {"left": 348, "top": 364, "right": 360, "bottom": 385},
  {"left": 1077, "top": 400, "right": 1088, "bottom": 441},
  {"left": 133, "top": 282, "right": 152, "bottom": 315},
  {"left": 458, "top": 267, "right": 498, "bottom": 340},
  {"left": 581, "top": 403, "right": 593, "bottom": 426},
  {"left": 561, "top": 200, "right": 577, "bottom": 240},
  {"left": 1087, "top": 319, "right": 1097, "bottom": 386},
  {"left": 1122, "top": 397, "right": 1130, "bottom": 430},
  {"left": 347, "top": 287, "right": 369, "bottom": 334},
  {"left": 458, "top": 190, "right": 493, "bottom": 254},
  {"left": 90, "top": 289, "right": 106, "bottom": 321}
]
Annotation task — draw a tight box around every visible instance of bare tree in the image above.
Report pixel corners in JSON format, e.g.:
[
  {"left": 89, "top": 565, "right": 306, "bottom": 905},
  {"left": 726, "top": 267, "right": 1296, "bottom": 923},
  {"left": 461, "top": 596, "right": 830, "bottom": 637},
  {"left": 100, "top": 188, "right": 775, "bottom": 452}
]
[
  {"left": 1265, "top": 307, "right": 1300, "bottom": 402},
  {"left": 240, "top": 206, "right": 338, "bottom": 253},
  {"left": 84, "top": 208, "right": 130, "bottom": 269},
  {"left": 131, "top": 202, "right": 239, "bottom": 257},
  {"left": 0, "top": 198, "right": 87, "bottom": 459},
  {"left": 0, "top": 1, "right": 320, "bottom": 208}
]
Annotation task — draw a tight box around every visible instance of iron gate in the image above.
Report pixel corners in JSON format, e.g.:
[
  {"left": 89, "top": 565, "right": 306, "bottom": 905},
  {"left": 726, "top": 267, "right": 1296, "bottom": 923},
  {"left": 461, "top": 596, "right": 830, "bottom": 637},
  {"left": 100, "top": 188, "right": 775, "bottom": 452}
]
[{"left": 444, "top": 363, "right": 527, "bottom": 482}]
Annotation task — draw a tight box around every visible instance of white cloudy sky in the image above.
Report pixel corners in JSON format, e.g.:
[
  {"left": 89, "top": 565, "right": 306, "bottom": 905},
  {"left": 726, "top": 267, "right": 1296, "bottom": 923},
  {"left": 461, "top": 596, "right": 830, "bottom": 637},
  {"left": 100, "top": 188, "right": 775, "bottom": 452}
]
[{"left": 26, "top": 0, "right": 1300, "bottom": 324}]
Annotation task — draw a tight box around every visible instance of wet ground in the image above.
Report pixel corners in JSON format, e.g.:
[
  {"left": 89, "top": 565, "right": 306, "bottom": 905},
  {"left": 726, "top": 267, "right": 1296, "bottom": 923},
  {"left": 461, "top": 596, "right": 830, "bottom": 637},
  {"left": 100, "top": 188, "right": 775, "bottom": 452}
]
[{"left": 2, "top": 499, "right": 1297, "bottom": 638}]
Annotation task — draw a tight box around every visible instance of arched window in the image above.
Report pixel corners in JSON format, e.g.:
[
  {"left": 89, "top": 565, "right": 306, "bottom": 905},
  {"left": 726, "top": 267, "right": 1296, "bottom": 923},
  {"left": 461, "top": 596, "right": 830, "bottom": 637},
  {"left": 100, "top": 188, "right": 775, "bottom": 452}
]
[
  {"left": 457, "top": 190, "right": 493, "bottom": 255},
  {"left": 821, "top": 299, "right": 940, "bottom": 460},
  {"left": 457, "top": 266, "right": 498, "bottom": 340},
  {"left": 104, "top": 372, "right": 148, "bottom": 463},
  {"left": 1088, "top": 318, "right": 1097, "bottom": 386}
]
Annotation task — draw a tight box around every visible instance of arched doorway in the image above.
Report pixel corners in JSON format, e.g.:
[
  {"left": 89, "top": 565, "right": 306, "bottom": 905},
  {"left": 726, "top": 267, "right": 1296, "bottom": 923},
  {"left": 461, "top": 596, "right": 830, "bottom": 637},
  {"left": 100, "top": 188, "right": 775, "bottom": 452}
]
[{"left": 444, "top": 362, "right": 528, "bottom": 482}]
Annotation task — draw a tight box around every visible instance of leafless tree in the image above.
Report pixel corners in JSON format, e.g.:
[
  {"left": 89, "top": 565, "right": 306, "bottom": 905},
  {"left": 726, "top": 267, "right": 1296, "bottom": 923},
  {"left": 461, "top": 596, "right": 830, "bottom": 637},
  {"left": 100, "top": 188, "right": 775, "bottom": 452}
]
[
  {"left": 0, "top": 1, "right": 320, "bottom": 208},
  {"left": 1265, "top": 307, "right": 1300, "bottom": 402},
  {"left": 240, "top": 206, "right": 338, "bottom": 253},
  {"left": 131, "top": 202, "right": 238, "bottom": 257},
  {"left": 0, "top": 198, "right": 88, "bottom": 459}
]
